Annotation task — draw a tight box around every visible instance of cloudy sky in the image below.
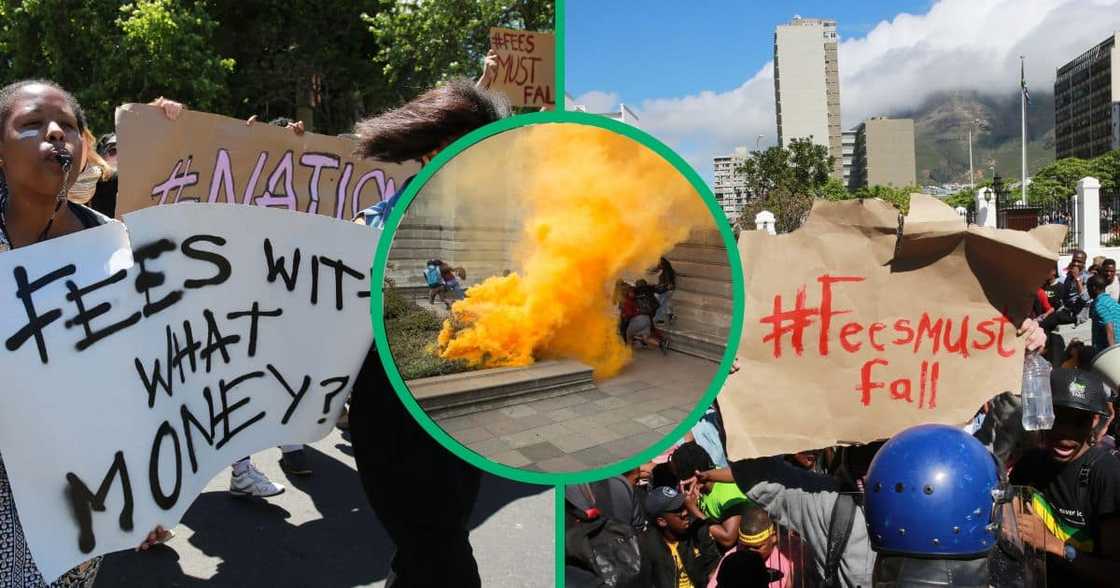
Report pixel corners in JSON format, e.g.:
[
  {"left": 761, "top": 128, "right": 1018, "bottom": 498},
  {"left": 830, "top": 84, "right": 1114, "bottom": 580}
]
[{"left": 567, "top": 0, "right": 1120, "bottom": 182}]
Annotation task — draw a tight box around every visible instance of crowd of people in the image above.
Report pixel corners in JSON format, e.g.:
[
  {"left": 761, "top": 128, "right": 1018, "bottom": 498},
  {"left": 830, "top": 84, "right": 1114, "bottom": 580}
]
[
  {"left": 567, "top": 313, "right": 1120, "bottom": 587},
  {"left": 616, "top": 257, "right": 677, "bottom": 353},
  {"left": 0, "top": 47, "right": 506, "bottom": 587}
]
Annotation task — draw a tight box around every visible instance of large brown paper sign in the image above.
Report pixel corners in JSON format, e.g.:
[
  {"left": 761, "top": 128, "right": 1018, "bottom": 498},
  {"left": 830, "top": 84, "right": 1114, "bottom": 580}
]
[
  {"left": 724, "top": 195, "right": 1065, "bottom": 458},
  {"left": 115, "top": 104, "right": 417, "bottom": 217},
  {"left": 489, "top": 27, "right": 555, "bottom": 108}
]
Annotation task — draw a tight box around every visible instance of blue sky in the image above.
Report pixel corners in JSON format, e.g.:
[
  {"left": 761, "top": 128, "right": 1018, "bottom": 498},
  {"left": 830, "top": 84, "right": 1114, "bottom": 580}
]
[
  {"left": 568, "top": 1, "right": 931, "bottom": 102},
  {"left": 565, "top": 0, "right": 1120, "bottom": 183}
]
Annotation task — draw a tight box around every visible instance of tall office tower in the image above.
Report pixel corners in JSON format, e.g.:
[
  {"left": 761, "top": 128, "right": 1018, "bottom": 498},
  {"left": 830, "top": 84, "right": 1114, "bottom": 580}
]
[
  {"left": 774, "top": 16, "right": 843, "bottom": 178},
  {"left": 1055, "top": 32, "right": 1120, "bottom": 159},
  {"left": 712, "top": 147, "right": 749, "bottom": 221}
]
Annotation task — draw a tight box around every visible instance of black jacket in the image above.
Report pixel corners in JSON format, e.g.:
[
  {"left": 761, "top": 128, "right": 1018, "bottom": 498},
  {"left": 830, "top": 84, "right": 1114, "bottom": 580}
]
[{"left": 638, "top": 521, "right": 721, "bottom": 588}]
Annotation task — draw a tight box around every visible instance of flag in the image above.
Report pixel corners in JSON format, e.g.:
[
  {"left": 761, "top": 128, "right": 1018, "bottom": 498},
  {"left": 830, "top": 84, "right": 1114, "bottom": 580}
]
[{"left": 1021, "top": 59, "right": 1031, "bottom": 105}]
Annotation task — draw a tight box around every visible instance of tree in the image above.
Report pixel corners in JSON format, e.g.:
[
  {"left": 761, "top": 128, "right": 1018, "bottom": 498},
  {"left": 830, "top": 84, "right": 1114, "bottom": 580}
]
[
  {"left": 736, "top": 138, "right": 835, "bottom": 232},
  {"left": 1028, "top": 157, "right": 1093, "bottom": 205},
  {"left": 850, "top": 184, "right": 919, "bottom": 214},
  {"left": 364, "top": 0, "right": 553, "bottom": 107},
  {"left": 0, "top": 0, "right": 232, "bottom": 133}
]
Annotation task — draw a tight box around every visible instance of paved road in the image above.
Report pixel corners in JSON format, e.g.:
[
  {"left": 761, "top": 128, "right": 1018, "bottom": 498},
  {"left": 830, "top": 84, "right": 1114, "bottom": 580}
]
[{"left": 98, "top": 429, "right": 555, "bottom": 587}]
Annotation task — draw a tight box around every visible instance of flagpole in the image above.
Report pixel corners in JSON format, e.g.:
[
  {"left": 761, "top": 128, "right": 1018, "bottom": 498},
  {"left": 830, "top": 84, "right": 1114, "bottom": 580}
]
[{"left": 1021, "top": 56, "right": 1029, "bottom": 205}]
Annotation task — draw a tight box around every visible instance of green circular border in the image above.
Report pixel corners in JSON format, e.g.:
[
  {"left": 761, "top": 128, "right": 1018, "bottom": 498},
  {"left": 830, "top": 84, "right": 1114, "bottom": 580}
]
[{"left": 369, "top": 110, "right": 744, "bottom": 485}]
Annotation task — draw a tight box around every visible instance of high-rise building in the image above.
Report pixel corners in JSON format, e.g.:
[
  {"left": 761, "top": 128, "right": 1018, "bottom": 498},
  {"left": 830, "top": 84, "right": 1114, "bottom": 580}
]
[
  {"left": 1054, "top": 32, "right": 1120, "bottom": 160},
  {"left": 847, "top": 118, "right": 917, "bottom": 189},
  {"left": 713, "top": 147, "right": 749, "bottom": 222},
  {"left": 774, "top": 16, "right": 843, "bottom": 178},
  {"left": 841, "top": 129, "right": 857, "bottom": 185}
]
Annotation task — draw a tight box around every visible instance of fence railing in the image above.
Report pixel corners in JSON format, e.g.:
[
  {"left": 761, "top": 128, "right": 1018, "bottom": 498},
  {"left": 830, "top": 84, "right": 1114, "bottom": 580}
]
[
  {"left": 1100, "top": 190, "right": 1120, "bottom": 247},
  {"left": 997, "top": 199, "right": 1079, "bottom": 254}
]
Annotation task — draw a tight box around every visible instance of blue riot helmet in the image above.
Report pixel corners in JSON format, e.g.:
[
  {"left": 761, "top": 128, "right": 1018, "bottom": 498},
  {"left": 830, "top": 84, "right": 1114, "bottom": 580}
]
[{"left": 865, "top": 424, "right": 1002, "bottom": 558}]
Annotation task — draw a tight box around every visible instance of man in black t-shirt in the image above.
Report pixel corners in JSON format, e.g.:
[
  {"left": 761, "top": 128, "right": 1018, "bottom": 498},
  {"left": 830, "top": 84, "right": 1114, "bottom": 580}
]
[{"left": 1010, "top": 367, "right": 1120, "bottom": 586}]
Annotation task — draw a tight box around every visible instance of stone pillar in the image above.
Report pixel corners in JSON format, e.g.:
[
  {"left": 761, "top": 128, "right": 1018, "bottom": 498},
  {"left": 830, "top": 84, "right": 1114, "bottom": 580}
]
[
  {"left": 975, "top": 187, "right": 997, "bottom": 228},
  {"left": 755, "top": 210, "right": 776, "bottom": 235},
  {"left": 1077, "top": 176, "right": 1101, "bottom": 254}
]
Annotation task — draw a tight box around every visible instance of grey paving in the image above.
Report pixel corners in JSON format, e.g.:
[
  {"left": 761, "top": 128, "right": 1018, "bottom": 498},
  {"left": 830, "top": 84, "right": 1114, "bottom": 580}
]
[
  {"left": 98, "top": 429, "right": 553, "bottom": 587},
  {"left": 434, "top": 350, "right": 717, "bottom": 472}
]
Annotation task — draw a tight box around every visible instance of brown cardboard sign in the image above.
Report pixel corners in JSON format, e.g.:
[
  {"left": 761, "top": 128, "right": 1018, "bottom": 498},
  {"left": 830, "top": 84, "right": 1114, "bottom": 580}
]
[
  {"left": 115, "top": 104, "right": 417, "bottom": 218},
  {"left": 489, "top": 27, "right": 555, "bottom": 109},
  {"left": 724, "top": 195, "right": 1064, "bottom": 458}
]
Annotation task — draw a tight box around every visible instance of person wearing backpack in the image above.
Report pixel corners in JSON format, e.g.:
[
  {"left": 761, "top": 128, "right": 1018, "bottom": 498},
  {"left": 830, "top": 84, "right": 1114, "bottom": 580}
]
[
  {"left": 565, "top": 483, "right": 648, "bottom": 588},
  {"left": 424, "top": 259, "right": 446, "bottom": 305},
  {"left": 697, "top": 455, "right": 874, "bottom": 587},
  {"left": 1009, "top": 367, "right": 1120, "bottom": 586}
]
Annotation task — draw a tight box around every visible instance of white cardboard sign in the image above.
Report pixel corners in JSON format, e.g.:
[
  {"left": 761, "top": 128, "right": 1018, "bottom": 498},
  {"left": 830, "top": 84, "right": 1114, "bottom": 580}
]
[{"left": 0, "top": 204, "right": 377, "bottom": 581}]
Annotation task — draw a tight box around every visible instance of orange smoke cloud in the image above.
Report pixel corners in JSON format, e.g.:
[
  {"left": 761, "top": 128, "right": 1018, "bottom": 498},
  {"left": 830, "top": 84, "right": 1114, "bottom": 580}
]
[{"left": 436, "top": 123, "right": 714, "bottom": 379}]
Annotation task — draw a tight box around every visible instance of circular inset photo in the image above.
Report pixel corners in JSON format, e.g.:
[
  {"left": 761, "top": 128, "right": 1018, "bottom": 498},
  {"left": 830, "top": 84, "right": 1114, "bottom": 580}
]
[{"left": 371, "top": 112, "right": 742, "bottom": 480}]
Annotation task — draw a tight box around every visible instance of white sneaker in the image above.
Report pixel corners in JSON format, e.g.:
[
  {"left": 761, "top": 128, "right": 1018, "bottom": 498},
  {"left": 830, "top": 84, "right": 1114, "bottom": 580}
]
[{"left": 230, "top": 463, "right": 285, "bottom": 498}]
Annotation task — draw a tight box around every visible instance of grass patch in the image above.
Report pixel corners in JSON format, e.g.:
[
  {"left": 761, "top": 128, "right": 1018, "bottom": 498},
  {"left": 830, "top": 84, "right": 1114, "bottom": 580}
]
[{"left": 385, "top": 288, "right": 473, "bottom": 380}]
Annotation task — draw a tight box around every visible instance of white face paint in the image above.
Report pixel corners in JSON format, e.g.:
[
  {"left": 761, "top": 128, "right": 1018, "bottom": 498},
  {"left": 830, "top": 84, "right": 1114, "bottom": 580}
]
[{"left": 15, "top": 129, "right": 39, "bottom": 141}]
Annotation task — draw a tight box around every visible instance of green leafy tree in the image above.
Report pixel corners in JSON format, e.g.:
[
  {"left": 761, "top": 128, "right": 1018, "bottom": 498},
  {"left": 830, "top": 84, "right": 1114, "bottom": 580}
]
[
  {"left": 364, "top": 0, "right": 553, "bottom": 106},
  {"left": 850, "top": 184, "right": 920, "bottom": 214},
  {"left": 0, "top": 0, "right": 232, "bottom": 133},
  {"left": 1028, "top": 157, "right": 1094, "bottom": 205},
  {"left": 736, "top": 138, "right": 835, "bottom": 232}
]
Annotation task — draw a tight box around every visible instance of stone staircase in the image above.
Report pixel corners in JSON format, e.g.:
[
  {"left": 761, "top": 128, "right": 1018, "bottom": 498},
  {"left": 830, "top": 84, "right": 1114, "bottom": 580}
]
[
  {"left": 386, "top": 213, "right": 518, "bottom": 290},
  {"left": 660, "top": 228, "right": 735, "bottom": 362},
  {"left": 409, "top": 360, "right": 598, "bottom": 419}
]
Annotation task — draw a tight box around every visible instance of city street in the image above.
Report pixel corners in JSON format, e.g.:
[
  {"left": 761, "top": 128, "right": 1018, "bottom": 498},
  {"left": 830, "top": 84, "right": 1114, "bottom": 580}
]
[{"left": 98, "top": 429, "right": 554, "bottom": 587}]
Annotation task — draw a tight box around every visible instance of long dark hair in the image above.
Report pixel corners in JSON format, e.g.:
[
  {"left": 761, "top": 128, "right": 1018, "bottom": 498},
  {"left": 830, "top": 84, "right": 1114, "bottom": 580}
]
[{"left": 353, "top": 78, "right": 508, "bottom": 163}]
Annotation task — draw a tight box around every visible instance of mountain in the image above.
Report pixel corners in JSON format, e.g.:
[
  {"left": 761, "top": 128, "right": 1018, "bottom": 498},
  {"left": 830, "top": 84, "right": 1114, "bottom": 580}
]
[{"left": 890, "top": 90, "right": 1055, "bottom": 185}]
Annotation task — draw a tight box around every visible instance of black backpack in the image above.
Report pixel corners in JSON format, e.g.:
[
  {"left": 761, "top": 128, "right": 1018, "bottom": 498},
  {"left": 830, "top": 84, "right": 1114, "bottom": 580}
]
[{"left": 565, "top": 484, "right": 643, "bottom": 587}]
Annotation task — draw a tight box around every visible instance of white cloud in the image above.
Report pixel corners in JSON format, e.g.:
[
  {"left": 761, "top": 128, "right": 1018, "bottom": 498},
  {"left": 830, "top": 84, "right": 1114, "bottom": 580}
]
[
  {"left": 608, "top": 0, "right": 1120, "bottom": 182},
  {"left": 572, "top": 90, "right": 621, "bottom": 113}
]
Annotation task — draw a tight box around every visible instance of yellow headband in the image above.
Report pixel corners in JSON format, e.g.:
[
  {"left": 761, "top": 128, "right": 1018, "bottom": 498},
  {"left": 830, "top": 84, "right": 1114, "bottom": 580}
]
[{"left": 739, "top": 525, "right": 776, "bottom": 545}]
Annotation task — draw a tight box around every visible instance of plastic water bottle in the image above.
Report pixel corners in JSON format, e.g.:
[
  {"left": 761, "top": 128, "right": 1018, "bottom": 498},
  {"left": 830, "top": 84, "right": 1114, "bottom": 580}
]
[{"left": 1022, "top": 351, "right": 1055, "bottom": 430}]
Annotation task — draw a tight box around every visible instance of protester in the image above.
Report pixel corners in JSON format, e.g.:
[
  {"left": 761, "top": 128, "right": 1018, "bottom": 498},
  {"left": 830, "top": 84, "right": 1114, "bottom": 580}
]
[
  {"left": 708, "top": 504, "right": 792, "bottom": 588},
  {"left": 348, "top": 74, "right": 507, "bottom": 587},
  {"left": 1010, "top": 368, "right": 1120, "bottom": 586},
  {"left": 424, "top": 258, "right": 447, "bottom": 305},
  {"left": 95, "top": 132, "right": 116, "bottom": 168},
  {"left": 698, "top": 455, "right": 875, "bottom": 586},
  {"left": 620, "top": 282, "right": 666, "bottom": 352},
  {"left": 639, "top": 486, "right": 722, "bottom": 588},
  {"left": 0, "top": 78, "right": 168, "bottom": 588},
  {"left": 652, "top": 256, "right": 676, "bottom": 324},
  {"left": 671, "top": 442, "right": 747, "bottom": 549},
  {"left": 1104, "top": 258, "right": 1119, "bottom": 301},
  {"left": 1089, "top": 274, "right": 1120, "bottom": 354},
  {"left": 1060, "top": 250, "right": 1091, "bottom": 323}
]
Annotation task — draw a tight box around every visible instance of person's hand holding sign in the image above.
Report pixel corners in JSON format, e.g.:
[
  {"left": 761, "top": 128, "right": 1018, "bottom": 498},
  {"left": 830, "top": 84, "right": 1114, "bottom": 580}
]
[
  {"left": 476, "top": 49, "right": 499, "bottom": 90},
  {"left": 135, "top": 526, "right": 174, "bottom": 552}
]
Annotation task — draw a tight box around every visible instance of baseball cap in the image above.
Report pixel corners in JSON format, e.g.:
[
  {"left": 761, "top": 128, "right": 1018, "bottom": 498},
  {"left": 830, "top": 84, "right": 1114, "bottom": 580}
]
[
  {"left": 1050, "top": 367, "right": 1109, "bottom": 415},
  {"left": 644, "top": 486, "right": 685, "bottom": 516}
]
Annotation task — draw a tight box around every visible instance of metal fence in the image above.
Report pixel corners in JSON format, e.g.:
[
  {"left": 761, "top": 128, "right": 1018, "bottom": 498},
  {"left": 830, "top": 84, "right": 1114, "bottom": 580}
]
[
  {"left": 997, "top": 199, "right": 1079, "bottom": 254},
  {"left": 1101, "top": 190, "right": 1120, "bottom": 247}
]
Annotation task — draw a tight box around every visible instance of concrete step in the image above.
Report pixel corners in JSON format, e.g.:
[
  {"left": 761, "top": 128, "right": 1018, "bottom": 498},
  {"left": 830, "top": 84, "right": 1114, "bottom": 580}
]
[
  {"left": 409, "top": 360, "right": 598, "bottom": 419},
  {"left": 675, "top": 275, "right": 733, "bottom": 298},
  {"left": 666, "top": 244, "right": 732, "bottom": 266},
  {"left": 671, "top": 304, "right": 733, "bottom": 328},
  {"left": 668, "top": 260, "right": 732, "bottom": 281},
  {"left": 393, "top": 227, "right": 518, "bottom": 241},
  {"left": 672, "top": 291, "right": 734, "bottom": 316},
  {"left": 666, "top": 315, "right": 731, "bottom": 340},
  {"left": 664, "top": 322, "right": 729, "bottom": 363}
]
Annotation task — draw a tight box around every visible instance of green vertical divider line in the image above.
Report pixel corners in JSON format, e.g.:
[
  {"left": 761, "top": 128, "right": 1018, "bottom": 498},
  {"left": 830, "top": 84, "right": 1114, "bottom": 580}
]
[
  {"left": 555, "top": 483, "right": 565, "bottom": 587},
  {"left": 554, "top": 2, "right": 566, "bottom": 586},
  {"left": 555, "top": 0, "right": 566, "bottom": 109}
]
